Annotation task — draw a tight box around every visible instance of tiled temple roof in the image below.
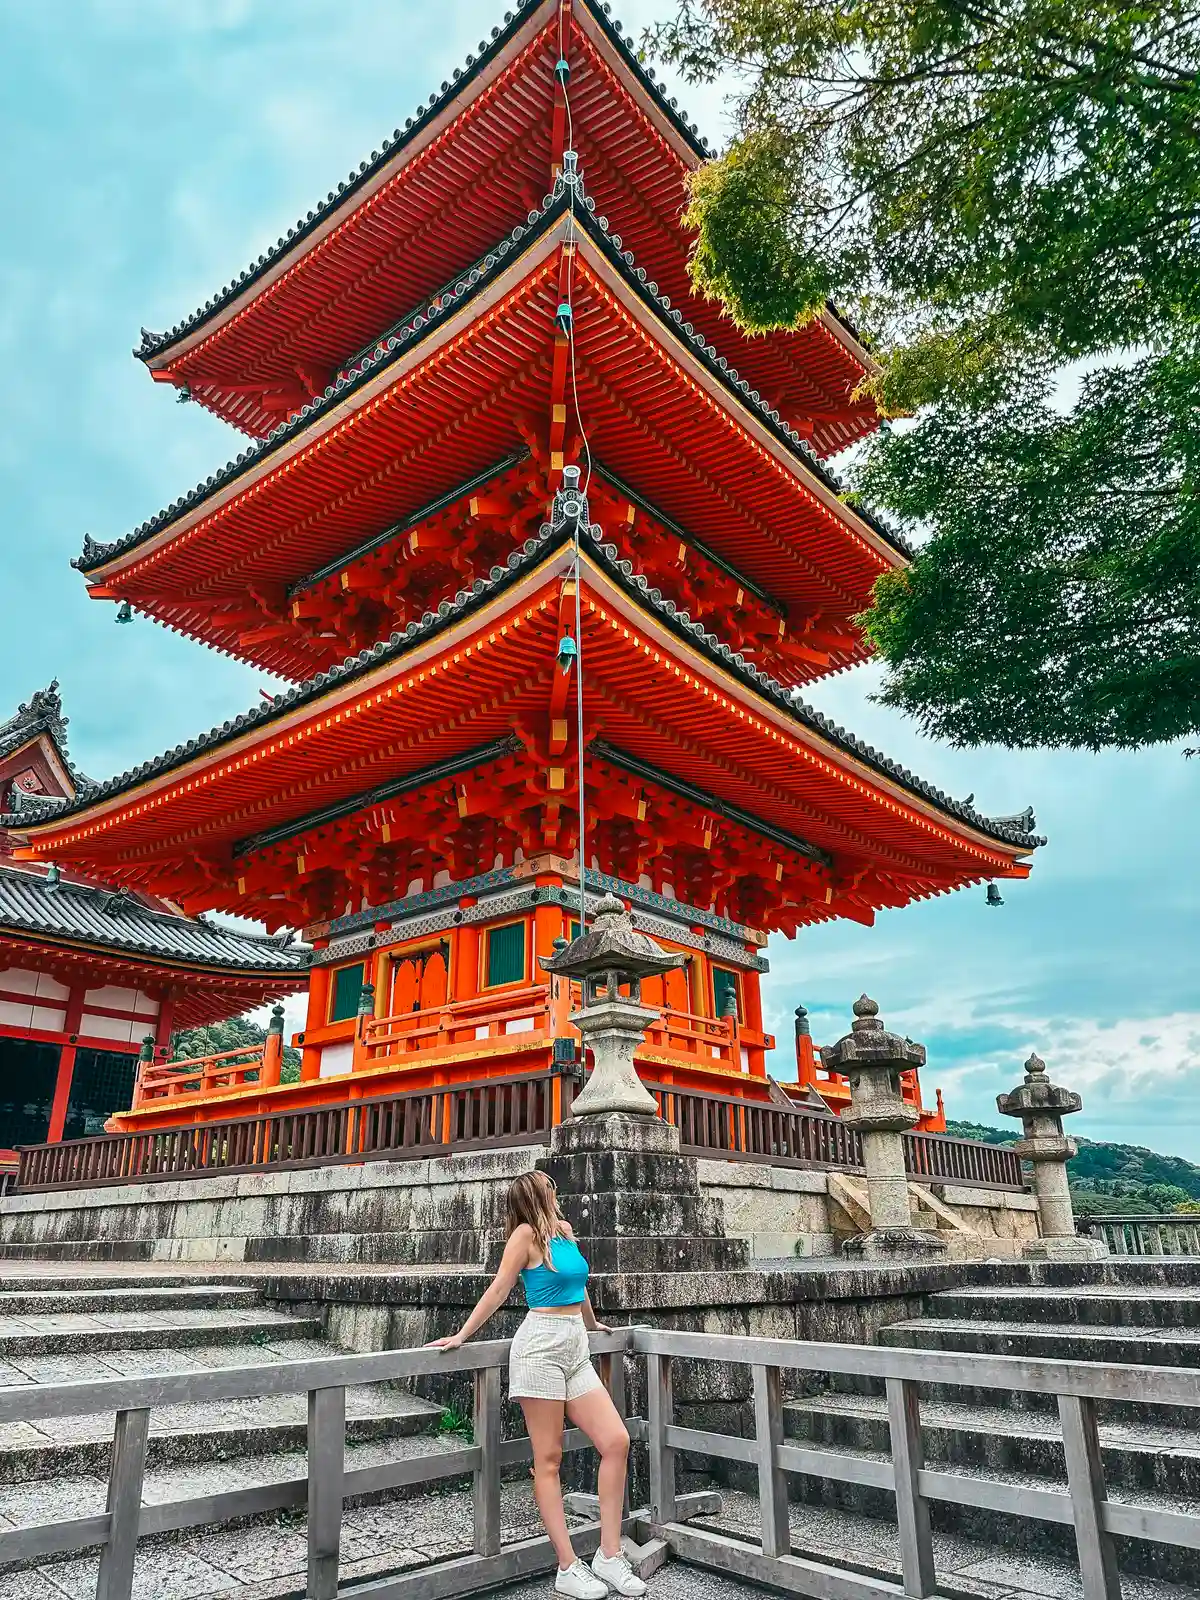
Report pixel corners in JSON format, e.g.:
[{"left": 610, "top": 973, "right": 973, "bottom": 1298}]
[
  {"left": 37, "top": 524, "right": 1041, "bottom": 851},
  {"left": 131, "top": 0, "right": 713, "bottom": 365},
  {"left": 77, "top": 179, "right": 910, "bottom": 578},
  {"left": 0, "top": 681, "right": 84, "bottom": 781},
  {"left": 0, "top": 866, "right": 308, "bottom": 973}
]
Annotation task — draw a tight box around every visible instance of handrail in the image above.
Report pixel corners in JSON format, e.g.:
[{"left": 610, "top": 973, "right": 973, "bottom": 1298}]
[
  {"left": 1078, "top": 1213, "right": 1200, "bottom": 1256},
  {"left": 1, "top": 1323, "right": 1193, "bottom": 1599},
  {"left": 644, "top": 1079, "right": 1027, "bottom": 1191},
  {"left": 15, "top": 1066, "right": 576, "bottom": 1193}
]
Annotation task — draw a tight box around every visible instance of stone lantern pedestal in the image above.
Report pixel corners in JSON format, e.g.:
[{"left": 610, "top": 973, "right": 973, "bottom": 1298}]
[
  {"left": 823, "top": 997, "right": 946, "bottom": 1261},
  {"left": 998, "top": 1053, "right": 1107, "bottom": 1262},
  {"left": 537, "top": 895, "right": 748, "bottom": 1275}
]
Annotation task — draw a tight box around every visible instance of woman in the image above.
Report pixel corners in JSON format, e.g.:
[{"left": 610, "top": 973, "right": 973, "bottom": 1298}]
[{"left": 430, "top": 1170, "right": 646, "bottom": 1599}]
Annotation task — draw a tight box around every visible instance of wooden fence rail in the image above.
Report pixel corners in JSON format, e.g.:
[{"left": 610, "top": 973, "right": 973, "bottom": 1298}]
[
  {"left": 12, "top": 1069, "right": 1024, "bottom": 1194},
  {"left": 0, "top": 1325, "right": 1193, "bottom": 1599},
  {"left": 13, "top": 1066, "right": 575, "bottom": 1193},
  {"left": 645, "top": 1080, "right": 1026, "bottom": 1192}
]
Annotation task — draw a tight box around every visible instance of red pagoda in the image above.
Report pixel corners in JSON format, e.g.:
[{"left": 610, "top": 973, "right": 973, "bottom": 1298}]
[
  {"left": 0, "top": 682, "right": 306, "bottom": 1165},
  {"left": 9, "top": 0, "right": 1040, "bottom": 1137}
]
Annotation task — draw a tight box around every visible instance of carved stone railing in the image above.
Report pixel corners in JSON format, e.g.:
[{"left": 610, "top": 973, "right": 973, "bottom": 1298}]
[{"left": 1077, "top": 1213, "right": 1200, "bottom": 1257}]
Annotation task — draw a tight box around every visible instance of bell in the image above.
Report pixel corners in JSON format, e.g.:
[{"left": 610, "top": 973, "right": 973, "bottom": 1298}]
[
  {"left": 115, "top": 601, "right": 133, "bottom": 624},
  {"left": 555, "top": 300, "right": 573, "bottom": 335},
  {"left": 45, "top": 863, "right": 61, "bottom": 891},
  {"left": 554, "top": 57, "right": 570, "bottom": 83},
  {"left": 556, "top": 633, "right": 578, "bottom": 670},
  {"left": 985, "top": 882, "right": 1004, "bottom": 907}
]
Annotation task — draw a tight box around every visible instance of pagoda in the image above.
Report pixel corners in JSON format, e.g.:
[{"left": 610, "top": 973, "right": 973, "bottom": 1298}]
[
  {"left": 0, "top": 682, "right": 306, "bottom": 1163},
  {"left": 9, "top": 0, "right": 1041, "bottom": 1136}
]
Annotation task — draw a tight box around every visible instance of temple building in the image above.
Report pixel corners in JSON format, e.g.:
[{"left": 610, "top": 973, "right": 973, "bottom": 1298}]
[
  {"left": 7, "top": 0, "right": 1040, "bottom": 1140},
  {"left": 0, "top": 683, "right": 307, "bottom": 1163}
]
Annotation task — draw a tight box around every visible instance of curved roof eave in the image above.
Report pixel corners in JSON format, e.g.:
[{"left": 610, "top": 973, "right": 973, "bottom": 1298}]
[{"left": 35, "top": 529, "right": 1040, "bottom": 855}]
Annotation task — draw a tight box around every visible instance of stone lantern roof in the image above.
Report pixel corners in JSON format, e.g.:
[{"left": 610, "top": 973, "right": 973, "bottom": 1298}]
[
  {"left": 996, "top": 1052, "right": 1083, "bottom": 1120},
  {"left": 820, "top": 994, "right": 926, "bottom": 1073},
  {"left": 539, "top": 893, "right": 686, "bottom": 992}
]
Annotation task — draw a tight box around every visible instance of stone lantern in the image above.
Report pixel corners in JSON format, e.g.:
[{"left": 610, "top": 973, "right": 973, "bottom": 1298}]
[
  {"left": 536, "top": 894, "right": 747, "bottom": 1274},
  {"left": 998, "top": 1052, "right": 1106, "bottom": 1260},
  {"left": 822, "top": 996, "right": 946, "bottom": 1259},
  {"left": 539, "top": 893, "right": 685, "bottom": 1121}
]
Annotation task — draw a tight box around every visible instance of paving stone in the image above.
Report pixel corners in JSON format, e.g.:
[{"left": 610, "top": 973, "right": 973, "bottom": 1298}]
[
  {"left": 5, "top": 1356, "right": 123, "bottom": 1386},
  {"left": 33, "top": 1545, "right": 238, "bottom": 1600},
  {"left": 0, "top": 1572, "right": 75, "bottom": 1598}
]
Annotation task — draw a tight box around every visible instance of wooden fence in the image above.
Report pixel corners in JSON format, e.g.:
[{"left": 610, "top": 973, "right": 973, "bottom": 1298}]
[
  {"left": 646, "top": 1080, "right": 1026, "bottom": 1191},
  {"left": 12, "top": 1069, "right": 1024, "bottom": 1195},
  {"left": 0, "top": 1325, "right": 1192, "bottom": 1600}
]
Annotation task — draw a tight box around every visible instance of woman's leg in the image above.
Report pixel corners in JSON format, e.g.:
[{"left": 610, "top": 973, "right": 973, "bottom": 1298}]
[
  {"left": 520, "top": 1396, "right": 575, "bottom": 1569},
  {"left": 567, "top": 1385, "right": 630, "bottom": 1559}
]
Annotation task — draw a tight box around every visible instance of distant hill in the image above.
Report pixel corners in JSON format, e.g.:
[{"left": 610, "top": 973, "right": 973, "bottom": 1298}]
[
  {"left": 172, "top": 1015, "right": 302, "bottom": 1084},
  {"left": 945, "top": 1120, "right": 1200, "bottom": 1215}
]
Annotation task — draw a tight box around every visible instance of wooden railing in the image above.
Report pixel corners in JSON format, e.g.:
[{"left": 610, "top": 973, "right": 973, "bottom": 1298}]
[
  {"left": 359, "top": 985, "right": 552, "bottom": 1063},
  {"left": 646, "top": 1080, "right": 1026, "bottom": 1191},
  {"left": 644, "top": 1005, "right": 773, "bottom": 1072},
  {"left": 1078, "top": 1213, "right": 1200, "bottom": 1256},
  {"left": 132, "top": 1037, "right": 280, "bottom": 1108},
  {"left": 4, "top": 1325, "right": 1196, "bottom": 1599},
  {"left": 15, "top": 1066, "right": 575, "bottom": 1192}
]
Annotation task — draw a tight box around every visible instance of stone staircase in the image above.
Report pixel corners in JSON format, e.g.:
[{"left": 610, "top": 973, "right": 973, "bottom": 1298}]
[
  {"left": 0, "top": 1268, "right": 453, "bottom": 1592},
  {"left": 781, "top": 1261, "right": 1200, "bottom": 1588}
]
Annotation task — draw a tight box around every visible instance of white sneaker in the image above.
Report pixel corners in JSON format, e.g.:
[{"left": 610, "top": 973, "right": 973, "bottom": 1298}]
[
  {"left": 556, "top": 1558, "right": 609, "bottom": 1599},
  {"left": 592, "top": 1547, "right": 648, "bottom": 1596}
]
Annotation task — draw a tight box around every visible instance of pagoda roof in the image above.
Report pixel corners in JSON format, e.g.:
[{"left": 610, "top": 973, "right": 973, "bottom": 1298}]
[
  {"left": 17, "top": 530, "right": 1042, "bottom": 932},
  {"left": 132, "top": 0, "right": 876, "bottom": 452},
  {"left": 79, "top": 186, "right": 906, "bottom": 682},
  {"left": 0, "top": 865, "right": 306, "bottom": 977}
]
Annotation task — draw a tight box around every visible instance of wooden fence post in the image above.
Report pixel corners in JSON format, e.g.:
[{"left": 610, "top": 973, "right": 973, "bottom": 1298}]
[
  {"left": 1059, "top": 1394, "right": 1122, "bottom": 1600},
  {"left": 307, "top": 1385, "right": 346, "bottom": 1600},
  {"left": 473, "top": 1365, "right": 502, "bottom": 1557},
  {"left": 96, "top": 1407, "right": 150, "bottom": 1600},
  {"left": 886, "top": 1377, "right": 937, "bottom": 1597},
  {"left": 646, "top": 1350, "right": 677, "bottom": 1524},
  {"left": 752, "top": 1365, "right": 790, "bottom": 1559}
]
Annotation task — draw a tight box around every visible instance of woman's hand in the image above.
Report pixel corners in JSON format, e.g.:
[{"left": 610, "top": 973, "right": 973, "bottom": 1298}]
[
  {"left": 591, "top": 1321, "right": 612, "bottom": 1334},
  {"left": 428, "top": 1333, "right": 465, "bottom": 1351}
]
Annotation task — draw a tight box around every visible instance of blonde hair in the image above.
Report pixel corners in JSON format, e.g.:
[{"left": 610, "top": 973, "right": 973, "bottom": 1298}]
[{"left": 506, "top": 1171, "right": 565, "bottom": 1269}]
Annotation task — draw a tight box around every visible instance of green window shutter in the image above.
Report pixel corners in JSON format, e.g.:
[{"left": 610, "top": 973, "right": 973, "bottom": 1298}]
[
  {"left": 712, "top": 966, "right": 740, "bottom": 1021},
  {"left": 486, "top": 922, "right": 526, "bottom": 987},
  {"left": 329, "top": 962, "right": 365, "bottom": 1022}
]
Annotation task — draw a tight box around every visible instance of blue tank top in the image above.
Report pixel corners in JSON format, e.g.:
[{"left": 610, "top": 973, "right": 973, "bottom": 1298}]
[{"left": 521, "top": 1234, "right": 590, "bottom": 1308}]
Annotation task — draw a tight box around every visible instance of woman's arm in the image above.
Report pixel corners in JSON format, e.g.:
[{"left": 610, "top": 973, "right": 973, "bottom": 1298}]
[
  {"left": 428, "top": 1227, "right": 532, "bottom": 1349},
  {"left": 580, "top": 1291, "right": 610, "bottom": 1334}
]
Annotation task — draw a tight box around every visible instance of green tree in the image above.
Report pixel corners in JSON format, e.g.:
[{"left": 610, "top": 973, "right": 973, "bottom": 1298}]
[
  {"left": 650, "top": 0, "right": 1200, "bottom": 749},
  {"left": 171, "top": 1013, "right": 301, "bottom": 1085}
]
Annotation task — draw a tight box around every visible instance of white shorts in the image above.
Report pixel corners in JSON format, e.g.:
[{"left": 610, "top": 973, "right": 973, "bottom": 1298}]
[{"left": 508, "top": 1312, "right": 603, "bottom": 1403}]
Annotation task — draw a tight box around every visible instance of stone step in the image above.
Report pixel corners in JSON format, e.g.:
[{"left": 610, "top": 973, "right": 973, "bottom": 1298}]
[
  {"left": 243, "top": 1231, "right": 486, "bottom": 1266},
  {"left": 879, "top": 1315, "right": 1200, "bottom": 1367},
  {"left": 0, "top": 1238, "right": 159, "bottom": 1261},
  {"left": 764, "top": 1402, "right": 1200, "bottom": 1583},
  {"left": 0, "top": 1308, "right": 325, "bottom": 1359},
  {"left": 0, "top": 1429, "right": 464, "bottom": 1556},
  {"left": 17, "top": 1473, "right": 590, "bottom": 1597},
  {"left": 784, "top": 1392, "right": 1200, "bottom": 1498},
  {"left": 0, "top": 1285, "right": 261, "bottom": 1317},
  {"left": 695, "top": 1482, "right": 1195, "bottom": 1599},
  {"left": 929, "top": 1284, "right": 1200, "bottom": 1328},
  {"left": 0, "top": 1376, "right": 440, "bottom": 1483}
]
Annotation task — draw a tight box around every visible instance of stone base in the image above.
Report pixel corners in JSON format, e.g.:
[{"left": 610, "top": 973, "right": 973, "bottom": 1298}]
[
  {"left": 550, "top": 1113, "right": 681, "bottom": 1157},
  {"left": 541, "top": 1112, "right": 748, "bottom": 1274},
  {"left": 841, "top": 1228, "right": 948, "bottom": 1262},
  {"left": 1021, "top": 1234, "right": 1109, "bottom": 1262}
]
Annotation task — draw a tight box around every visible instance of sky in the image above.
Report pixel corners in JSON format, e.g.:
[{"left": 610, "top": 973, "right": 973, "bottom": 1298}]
[{"left": 2, "top": 1, "right": 1198, "bottom": 1158}]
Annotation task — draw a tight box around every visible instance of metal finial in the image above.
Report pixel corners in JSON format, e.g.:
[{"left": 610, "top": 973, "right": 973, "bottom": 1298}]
[{"left": 794, "top": 1004, "right": 810, "bottom": 1037}]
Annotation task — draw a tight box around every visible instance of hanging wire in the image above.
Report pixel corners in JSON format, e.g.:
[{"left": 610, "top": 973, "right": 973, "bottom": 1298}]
[{"left": 555, "top": 6, "right": 590, "bottom": 929}]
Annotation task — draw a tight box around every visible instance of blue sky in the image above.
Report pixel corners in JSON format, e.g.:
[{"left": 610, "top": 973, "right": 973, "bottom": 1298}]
[{"left": 2, "top": 1, "right": 1198, "bottom": 1157}]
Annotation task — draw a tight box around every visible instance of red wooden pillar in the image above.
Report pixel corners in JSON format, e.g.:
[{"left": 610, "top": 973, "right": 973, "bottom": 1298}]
[
  {"left": 46, "top": 979, "right": 86, "bottom": 1143},
  {"left": 301, "top": 963, "right": 330, "bottom": 1081}
]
